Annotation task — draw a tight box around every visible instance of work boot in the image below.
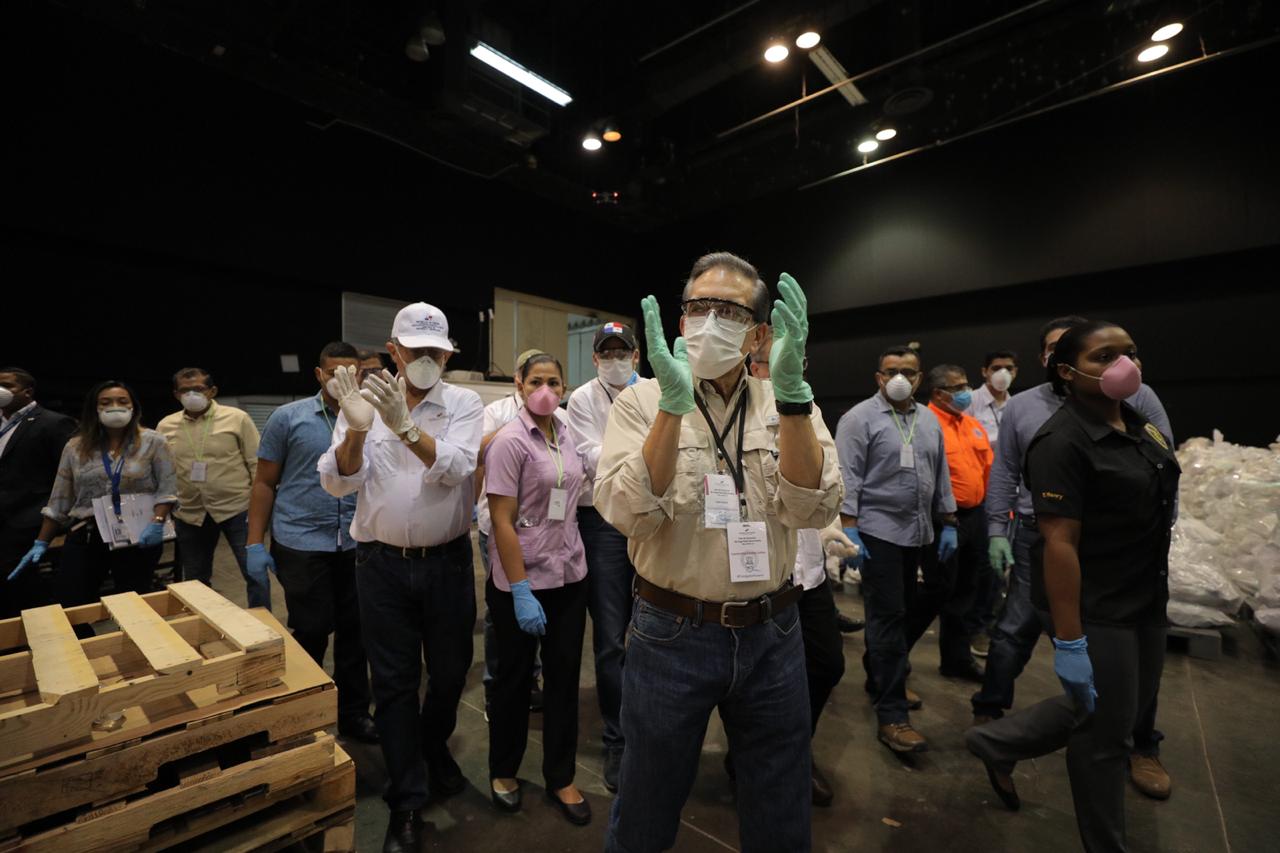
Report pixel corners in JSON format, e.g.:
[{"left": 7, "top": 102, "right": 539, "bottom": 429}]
[
  {"left": 878, "top": 722, "right": 928, "bottom": 753},
  {"left": 1129, "top": 754, "right": 1172, "bottom": 799}
]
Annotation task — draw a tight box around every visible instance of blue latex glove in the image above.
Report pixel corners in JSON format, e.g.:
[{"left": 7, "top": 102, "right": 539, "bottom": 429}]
[
  {"left": 640, "top": 295, "right": 695, "bottom": 416},
  {"left": 246, "top": 543, "right": 276, "bottom": 577},
  {"left": 510, "top": 579, "right": 547, "bottom": 636},
  {"left": 8, "top": 540, "right": 49, "bottom": 582},
  {"left": 988, "top": 535, "right": 1014, "bottom": 573},
  {"left": 937, "top": 524, "right": 959, "bottom": 562},
  {"left": 842, "top": 527, "right": 869, "bottom": 570},
  {"left": 767, "top": 273, "right": 813, "bottom": 404},
  {"left": 137, "top": 522, "right": 165, "bottom": 549},
  {"left": 1052, "top": 636, "right": 1098, "bottom": 714}
]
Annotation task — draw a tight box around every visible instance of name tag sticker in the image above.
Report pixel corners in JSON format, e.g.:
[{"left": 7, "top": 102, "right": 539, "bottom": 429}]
[
  {"left": 190, "top": 461, "right": 208, "bottom": 482},
  {"left": 547, "top": 487, "right": 568, "bottom": 521},
  {"left": 704, "top": 473, "right": 738, "bottom": 529},
  {"left": 899, "top": 445, "right": 914, "bottom": 469},
  {"left": 728, "top": 521, "right": 770, "bottom": 583}
]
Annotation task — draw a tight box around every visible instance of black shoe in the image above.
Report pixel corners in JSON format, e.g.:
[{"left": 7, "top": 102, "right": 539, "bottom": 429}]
[
  {"left": 547, "top": 789, "right": 592, "bottom": 826},
  {"left": 491, "top": 780, "right": 522, "bottom": 812},
  {"left": 836, "top": 612, "right": 864, "bottom": 634},
  {"left": 338, "top": 714, "right": 380, "bottom": 744},
  {"left": 603, "top": 749, "right": 622, "bottom": 793},
  {"left": 530, "top": 684, "right": 544, "bottom": 713},
  {"left": 811, "top": 760, "right": 834, "bottom": 807},
  {"left": 382, "top": 810, "right": 423, "bottom": 853},
  {"left": 426, "top": 749, "right": 466, "bottom": 798},
  {"left": 939, "top": 660, "right": 986, "bottom": 683}
]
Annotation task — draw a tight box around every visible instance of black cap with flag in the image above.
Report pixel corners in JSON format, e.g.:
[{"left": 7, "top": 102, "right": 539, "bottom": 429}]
[{"left": 592, "top": 321, "right": 638, "bottom": 352}]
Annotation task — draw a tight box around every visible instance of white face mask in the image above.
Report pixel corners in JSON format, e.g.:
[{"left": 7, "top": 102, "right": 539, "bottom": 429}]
[
  {"left": 989, "top": 368, "right": 1013, "bottom": 392},
  {"left": 398, "top": 346, "right": 443, "bottom": 390},
  {"left": 0, "top": 387, "right": 14, "bottom": 408},
  {"left": 180, "top": 391, "right": 210, "bottom": 413},
  {"left": 883, "top": 374, "right": 915, "bottom": 402},
  {"left": 684, "top": 313, "right": 753, "bottom": 380},
  {"left": 99, "top": 407, "right": 133, "bottom": 428},
  {"left": 597, "top": 357, "right": 634, "bottom": 388}
]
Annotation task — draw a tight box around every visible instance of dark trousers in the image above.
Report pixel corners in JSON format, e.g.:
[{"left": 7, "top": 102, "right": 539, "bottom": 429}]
[
  {"left": 175, "top": 511, "right": 269, "bottom": 609},
  {"left": 271, "top": 542, "right": 371, "bottom": 723},
  {"left": 799, "top": 578, "right": 845, "bottom": 735},
  {"left": 1, "top": 524, "right": 45, "bottom": 617},
  {"left": 355, "top": 536, "right": 475, "bottom": 812},
  {"left": 478, "top": 530, "right": 540, "bottom": 697},
  {"left": 580, "top": 506, "right": 636, "bottom": 753},
  {"left": 859, "top": 532, "right": 922, "bottom": 725},
  {"left": 966, "top": 623, "right": 1166, "bottom": 853},
  {"left": 486, "top": 577, "right": 588, "bottom": 790},
  {"left": 56, "top": 525, "right": 161, "bottom": 636},
  {"left": 963, "top": 556, "right": 1002, "bottom": 638},
  {"left": 904, "top": 505, "right": 986, "bottom": 670}
]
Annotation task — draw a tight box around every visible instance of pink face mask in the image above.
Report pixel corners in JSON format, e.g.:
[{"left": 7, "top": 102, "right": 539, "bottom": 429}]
[
  {"left": 1072, "top": 355, "right": 1142, "bottom": 400},
  {"left": 526, "top": 384, "right": 561, "bottom": 416}
]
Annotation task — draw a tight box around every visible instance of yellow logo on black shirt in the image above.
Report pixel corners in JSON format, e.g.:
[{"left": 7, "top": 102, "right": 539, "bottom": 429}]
[
  {"left": 1041, "top": 491, "right": 1064, "bottom": 501},
  {"left": 1144, "top": 423, "right": 1169, "bottom": 450}
]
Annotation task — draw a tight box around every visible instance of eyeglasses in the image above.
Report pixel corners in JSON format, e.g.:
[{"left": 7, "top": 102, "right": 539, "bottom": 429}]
[
  {"left": 598, "top": 349, "right": 634, "bottom": 361},
  {"left": 879, "top": 368, "right": 920, "bottom": 380},
  {"left": 941, "top": 383, "right": 971, "bottom": 393},
  {"left": 681, "top": 298, "right": 756, "bottom": 328}
]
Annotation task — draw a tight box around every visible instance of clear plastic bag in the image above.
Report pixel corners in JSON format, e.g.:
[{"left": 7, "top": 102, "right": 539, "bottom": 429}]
[{"left": 1167, "top": 600, "right": 1235, "bottom": 629}]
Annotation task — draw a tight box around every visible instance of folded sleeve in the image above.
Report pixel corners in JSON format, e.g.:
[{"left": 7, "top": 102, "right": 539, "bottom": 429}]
[
  {"left": 483, "top": 426, "right": 526, "bottom": 499},
  {"left": 257, "top": 406, "right": 289, "bottom": 464},
  {"left": 594, "top": 386, "right": 674, "bottom": 541},
  {"left": 423, "top": 390, "right": 483, "bottom": 487},
  {"left": 1026, "top": 430, "right": 1086, "bottom": 520},
  {"left": 318, "top": 414, "right": 368, "bottom": 497}
]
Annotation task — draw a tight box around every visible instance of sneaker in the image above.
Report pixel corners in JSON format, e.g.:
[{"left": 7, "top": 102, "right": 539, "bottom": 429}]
[
  {"left": 970, "top": 634, "right": 991, "bottom": 658},
  {"left": 1129, "top": 754, "right": 1172, "bottom": 800},
  {"left": 878, "top": 722, "right": 928, "bottom": 753}
]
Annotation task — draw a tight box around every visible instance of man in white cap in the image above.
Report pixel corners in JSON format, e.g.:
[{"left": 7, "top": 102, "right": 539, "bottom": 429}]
[{"left": 319, "top": 302, "right": 484, "bottom": 853}]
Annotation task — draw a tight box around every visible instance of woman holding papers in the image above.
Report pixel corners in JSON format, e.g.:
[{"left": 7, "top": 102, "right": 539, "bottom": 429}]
[{"left": 11, "top": 381, "right": 177, "bottom": 629}]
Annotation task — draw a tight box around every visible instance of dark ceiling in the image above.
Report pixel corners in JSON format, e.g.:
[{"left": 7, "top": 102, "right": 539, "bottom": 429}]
[{"left": 18, "top": 0, "right": 1280, "bottom": 230}]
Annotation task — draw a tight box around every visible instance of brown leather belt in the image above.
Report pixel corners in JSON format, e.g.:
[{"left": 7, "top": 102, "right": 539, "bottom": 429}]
[{"left": 633, "top": 575, "right": 802, "bottom": 629}]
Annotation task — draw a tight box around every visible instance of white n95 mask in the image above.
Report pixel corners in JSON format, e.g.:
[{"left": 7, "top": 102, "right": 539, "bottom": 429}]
[
  {"left": 884, "top": 374, "right": 915, "bottom": 402},
  {"left": 399, "top": 348, "right": 442, "bottom": 390},
  {"left": 684, "top": 313, "right": 753, "bottom": 380},
  {"left": 989, "top": 368, "right": 1013, "bottom": 392},
  {"left": 99, "top": 407, "right": 133, "bottom": 428}
]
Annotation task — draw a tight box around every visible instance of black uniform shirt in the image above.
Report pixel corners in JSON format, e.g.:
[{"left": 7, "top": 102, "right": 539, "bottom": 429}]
[{"left": 1025, "top": 397, "right": 1181, "bottom": 627}]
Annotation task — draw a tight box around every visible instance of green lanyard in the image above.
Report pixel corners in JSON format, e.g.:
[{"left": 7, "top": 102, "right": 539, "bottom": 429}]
[
  {"left": 318, "top": 395, "right": 334, "bottom": 432},
  {"left": 891, "top": 405, "right": 918, "bottom": 447},
  {"left": 541, "top": 421, "right": 565, "bottom": 488},
  {"left": 181, "top": 402, "right": 216, "bottom": 461}
]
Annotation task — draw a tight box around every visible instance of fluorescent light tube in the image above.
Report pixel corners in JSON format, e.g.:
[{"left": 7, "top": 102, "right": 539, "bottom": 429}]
[{"left": 470, "top": 42, "right": 572, "bottom": 106}]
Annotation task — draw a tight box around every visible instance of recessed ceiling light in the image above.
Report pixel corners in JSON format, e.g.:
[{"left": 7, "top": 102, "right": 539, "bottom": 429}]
[
  {"left": 1151, "top": 23, "right": 1183, "bottom": 42},
  {"left": 582, "top": 135, "right": 602, "bottom": 151},
  {"left": 602, "top": 129, "right": 622, "bottom": 143},
  {"left": 875, "top": 127, "right": 897, "bottom": 141},
  {"left": 795, "top": 32, "right": 821, "bottom": 50},
  {"left": 764, "top": 42, "right": 789, "bottom": 63},
  {"left": 857, "top": 139, "right": 879, "bottom": 154},
  {"left": 1137, "top": 44, "right": 1170, "bottom": 63}
]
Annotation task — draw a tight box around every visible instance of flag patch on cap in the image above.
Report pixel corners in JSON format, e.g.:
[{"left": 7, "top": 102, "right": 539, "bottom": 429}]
[{"left": 603, "top": 322, "right": 626, "bottom": 334}]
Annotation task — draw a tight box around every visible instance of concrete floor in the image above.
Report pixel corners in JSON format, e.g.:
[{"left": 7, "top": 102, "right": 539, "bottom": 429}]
[{"left": 199, "top": 535, "right": 1280, "bottom": 852}]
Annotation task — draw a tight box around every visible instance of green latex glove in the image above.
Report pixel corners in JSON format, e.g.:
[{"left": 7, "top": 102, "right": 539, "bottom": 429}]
[
  {"left": 641, "top": 295, "right": 695, "bottom": 415},
  {"left": 989, "top": 536, "right": 1014, "bottom": 573},
  {"left": 768, "top": 272, "right": 813, "bottom": 404}
]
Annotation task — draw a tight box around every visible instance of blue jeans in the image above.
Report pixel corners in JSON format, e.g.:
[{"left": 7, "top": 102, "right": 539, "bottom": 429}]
[
  {"left": 605, "top": 598, "right": 812, "bottom": 853},
  {"left": 859, "top": 533, "right": 921, "bottom": 725},
  {"left": 479, "top": 529, "right": 540, "bottom": 698},
  {"left": 174, "top": 511, "right": 269, "bottom": 609},
  {"left": 355, "top": 536, "right": 476, "bottom": 811},
  {"left": 580, "top": 506, "right": 636, "bottom": 753}
]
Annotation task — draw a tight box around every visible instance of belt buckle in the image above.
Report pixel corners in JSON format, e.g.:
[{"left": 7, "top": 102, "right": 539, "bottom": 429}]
[{"left": 720, "top": 600, "right": 754, "bottom": 628}]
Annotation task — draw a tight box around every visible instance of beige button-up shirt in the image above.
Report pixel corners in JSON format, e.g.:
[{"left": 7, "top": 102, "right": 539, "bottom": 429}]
[
  {"left": 157, "top": 401, "right": 259, "bottom": 524},
  {"left": 595, "top": 375, "right": 842, "bottom": 602}
]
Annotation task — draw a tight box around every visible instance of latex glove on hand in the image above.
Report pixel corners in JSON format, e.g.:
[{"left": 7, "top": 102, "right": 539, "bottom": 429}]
[
  {"left": 246, "top": 543, "right": 276, "bottom": 577},
  {"left": 332, "top": 364, "right": 374, "bottom": 431},
  {"left": 767, "top": 273, "right": 813, "bottom": 404},
  {"left": 1052, "top": 636, "right": 1098, "bottom": 714},
  {"left": 361, "top": 370, "right": 416, "bottom": 436},
  {"left": 937, "top": 525, "right": 959, "bottom": 562},
  {"left": 841, "top": 527, "right": 869, "bottom": 570},
  {"left": 137, "top": 522, "right": 165, "bottom": 548},
  {"left": 989, "top": 536, "right": 1014, "bottom": 573},
  {"left": 819, "top": 522, "right": 860, "bottom": 560},
  {"left": 7, "top": 540, "right": 49, "bottom": 581},
  {"left": 510, "top": 579, "right": 547, "bottom": 636},
  {"left": 640, "top": 295, "right": 695, "bottom": 416}
]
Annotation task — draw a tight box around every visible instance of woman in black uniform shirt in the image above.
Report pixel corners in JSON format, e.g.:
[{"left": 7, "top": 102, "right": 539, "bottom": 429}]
[{"left": 966, "top": 320, "right": 1179, "bottom": 853}]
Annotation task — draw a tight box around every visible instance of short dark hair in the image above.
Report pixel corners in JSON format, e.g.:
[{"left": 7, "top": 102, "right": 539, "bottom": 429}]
[
  {"left": 0, "top": 367, "right": 35, "bottom": 391},
  {"left": 983, "top": 350, "right": 1018, "bottom": 368},
  {"left": 519, "top": 353, "right": 564, "bottom": 381},
  {"left": 683, "top": 251, "right": 771, "bottom": 323},
  {"left": 927, "top": 364, "right": 966, "bottom": 393},
  {"left": 173, "top": 367, "right": 213, "bottom": 389},
  {"left": 319, "top": 341, "right": 359, "bottom": 365},
  {"left": 1038, "top": 316, "right": 1088, "bottom": 353},
  {"left": 1047, "top": 319, "right": 1121, "bottom": 395},
  {"left": 878, "top": 345, "right": 919, "bottom": 369}
]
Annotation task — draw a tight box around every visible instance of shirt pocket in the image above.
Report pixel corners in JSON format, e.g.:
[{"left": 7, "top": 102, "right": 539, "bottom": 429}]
[
  {"left": 672, "top": 426, "right": 711, "bottom": 516},
  {"left": 741, "top": 428, "right": 779, "bottom": 516}
]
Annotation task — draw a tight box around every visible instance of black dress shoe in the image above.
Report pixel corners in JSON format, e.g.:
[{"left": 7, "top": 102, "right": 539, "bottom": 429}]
[
  {"left": 811, "top": 761, "right": 834, "bottom": 807},
  {"left": 603, "top": 749, "right": 622, "bottom": 793},
  {"left": 491, "top": 781, "right": 522, "bottom": 812},
  {"left": 939, "top": 660, "right": 986, "bottom": 683},
  {"left": 427, "top": 749, "right": 466, "bottom": 798},
  {"left": 547, "top": 790, "right": 592, "bottom": 826},
  {"left": 383, "top": 809, "right": 423, "bottom": 853},
  {"left": 836, "top": 612, "right": 865, "bottom": 634},
  {"left": 338, "top": 715, "right": 380, "bottom": 744}
]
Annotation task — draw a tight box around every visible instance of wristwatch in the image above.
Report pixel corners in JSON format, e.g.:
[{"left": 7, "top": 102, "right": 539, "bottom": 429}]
[
  {"left": 399, "top": 426, "right": 421, "bottom": 445},
  {"left": 151, "top": 516, "right": 166, "bottom": 524},
  {"left": 776, "top": 400, "right": 813, "bottom": 416}
]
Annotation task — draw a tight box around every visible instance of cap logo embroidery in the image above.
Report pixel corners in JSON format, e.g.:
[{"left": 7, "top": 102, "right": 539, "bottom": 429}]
[{"left": 603, "top": 322, "right": 625, "bottom": 334}]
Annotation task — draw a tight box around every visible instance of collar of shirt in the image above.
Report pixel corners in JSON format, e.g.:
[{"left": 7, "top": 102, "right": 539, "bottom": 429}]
[
  {"left": 516, "top": 405, "right": 568, "bottom": 438},
  {"left": 695, "top": 372, "right": 748, "bottom": 414},
  {"left": 1063, "top": 397, "right": 1146, "bottom": 444},
  {"left": 873, "top": 392, "right": 918, "bottom": 417},
  {"left": 927, "top": 401, "right": 965, "bottom": 425},
  {"left": 1, "top": 401, "right": 36, "bottom": 426},
  {"left": 409, "top": 380, "right": 448, "bottom": 413},
  {"left": 181, "top": 399, "right": 217, "bottom": 421}
]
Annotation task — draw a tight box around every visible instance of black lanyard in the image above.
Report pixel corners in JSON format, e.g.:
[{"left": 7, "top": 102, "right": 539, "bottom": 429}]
[{"left": 694, "top": 384, "right": 749, "bottom": 496}]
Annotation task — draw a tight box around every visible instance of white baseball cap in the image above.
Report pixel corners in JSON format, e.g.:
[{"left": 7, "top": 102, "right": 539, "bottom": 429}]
[{"left": 392, "top": 302, "right": 454, "bottom": 351}]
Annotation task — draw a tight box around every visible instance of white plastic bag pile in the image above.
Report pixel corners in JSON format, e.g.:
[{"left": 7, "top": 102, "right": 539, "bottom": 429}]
[{"left": 1172, "top": 432, "right": 1280, "bottom": 632}]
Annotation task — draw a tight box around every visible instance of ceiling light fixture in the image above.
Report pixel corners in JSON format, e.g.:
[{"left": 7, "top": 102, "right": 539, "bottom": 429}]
[
  {"left": 1137, "top": 44, "right": 1170, "bottom": 63},
  {"left": 470, "top": 41, "right": 573, "bottom": 106},
  {"left": 1151, "top": 23, "right": 1183, "bottom": 42},
  {"left": 602, "top": 128, "right": 622, "bottom": 143},
  {"left": 582, "top": 135, "right": 603, "bottom": 151},
  {"left": 764, "top": 42, "right": 789, "bottom": 63},
  {"left": 795, "top": 32, "right": 821, "bottom": 50},
  {"left": 875, "top": 127, "right": 897, "bottom": 141},
  {"left": 857, "top": 139, "right": 879, "bottom": 154}
]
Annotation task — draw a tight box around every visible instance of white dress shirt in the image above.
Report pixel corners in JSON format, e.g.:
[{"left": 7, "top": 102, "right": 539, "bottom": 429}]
[
  {"left": 319, "top": 380, "right": 483, "bottom": 548},
  {"left": 969, "top": 383, "right": 1008, "bottom": 446},
  {"left": 0, "top": 402, "right": 36, "bottom": 457},
  {"left": 566, "top": 376, "right": 641, "bottom": 507},
  {"left": 476, "top": 394, "right": 522, "bottom": 536},
  {"left": 793, "top": 527, "right": 826, "bottom": 591}
]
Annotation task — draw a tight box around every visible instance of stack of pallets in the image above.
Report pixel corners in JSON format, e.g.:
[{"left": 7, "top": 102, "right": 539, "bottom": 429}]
[{"left": 0, "top": 581, "right": 355, "bottom": 852}]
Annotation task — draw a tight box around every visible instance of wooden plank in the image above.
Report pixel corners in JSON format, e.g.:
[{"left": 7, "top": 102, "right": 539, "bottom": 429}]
[
  {"left": 167, "top": 582, "right": 281, "bottom": 653},
  {"left": 101, "top": 593, "right": 203, "bottom": 675},
  {"left": 0, "top": 592, "right": 182, "bottom": 653},
  {"left": 21, "top": 607, "right": 98, "bottom": 706}
]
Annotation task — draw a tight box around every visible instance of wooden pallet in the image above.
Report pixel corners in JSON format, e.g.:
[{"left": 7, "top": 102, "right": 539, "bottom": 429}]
[{"left": 0, "top": 582, "right": 287, "bottom": 773}]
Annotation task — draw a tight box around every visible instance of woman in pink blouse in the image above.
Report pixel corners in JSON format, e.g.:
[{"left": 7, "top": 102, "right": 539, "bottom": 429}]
[{"left": 484, "top": 353, "right": 592, "bottom": 826}]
